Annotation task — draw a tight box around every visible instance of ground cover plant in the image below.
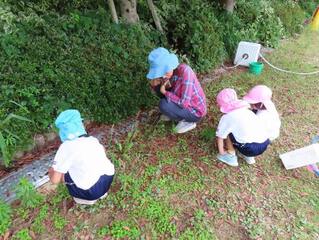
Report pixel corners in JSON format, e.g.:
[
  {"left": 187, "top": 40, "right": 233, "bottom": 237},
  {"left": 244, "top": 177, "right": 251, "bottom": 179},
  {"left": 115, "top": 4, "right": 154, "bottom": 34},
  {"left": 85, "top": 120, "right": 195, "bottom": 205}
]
[{"left": 2, "top": 28, "right": 319, "bottom": 239}]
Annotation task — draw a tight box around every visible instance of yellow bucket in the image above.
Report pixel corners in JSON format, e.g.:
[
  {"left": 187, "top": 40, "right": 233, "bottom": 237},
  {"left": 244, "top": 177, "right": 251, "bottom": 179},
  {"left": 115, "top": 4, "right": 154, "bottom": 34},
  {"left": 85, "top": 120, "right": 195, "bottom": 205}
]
[{"left": 311, "top": 6, "right": 319, "bottom": 31}]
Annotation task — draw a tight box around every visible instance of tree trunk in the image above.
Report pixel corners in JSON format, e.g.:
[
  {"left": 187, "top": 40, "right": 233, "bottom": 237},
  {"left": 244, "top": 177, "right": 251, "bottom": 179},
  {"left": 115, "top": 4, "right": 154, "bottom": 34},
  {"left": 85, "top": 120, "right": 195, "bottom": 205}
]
[
  {"left": 224, "top": 0, "right": 235, "bottom": 13},
  {"left": 108, "top": 0, "right": 119, "bottom": 24},
  {"left": 119, "top": 0, "right": 139, "bottom": 24},
  {"left": 147, "top": 0, "right": 163, "bottom": 33}
]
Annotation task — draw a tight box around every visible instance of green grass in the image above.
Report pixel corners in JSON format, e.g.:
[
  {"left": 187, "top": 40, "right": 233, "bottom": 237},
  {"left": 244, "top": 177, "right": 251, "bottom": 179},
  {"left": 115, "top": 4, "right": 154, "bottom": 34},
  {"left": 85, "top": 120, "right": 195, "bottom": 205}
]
[{"left": 4, "top": 28, "right": 319, "bottom": 239}]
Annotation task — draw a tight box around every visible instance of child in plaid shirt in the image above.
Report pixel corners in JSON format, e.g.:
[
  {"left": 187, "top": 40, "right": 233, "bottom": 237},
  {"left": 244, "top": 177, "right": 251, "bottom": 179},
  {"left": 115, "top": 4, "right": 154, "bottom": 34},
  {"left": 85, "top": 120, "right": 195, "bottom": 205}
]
[{"left": 147, "top": 47, "right": 207, "bottom": 133}]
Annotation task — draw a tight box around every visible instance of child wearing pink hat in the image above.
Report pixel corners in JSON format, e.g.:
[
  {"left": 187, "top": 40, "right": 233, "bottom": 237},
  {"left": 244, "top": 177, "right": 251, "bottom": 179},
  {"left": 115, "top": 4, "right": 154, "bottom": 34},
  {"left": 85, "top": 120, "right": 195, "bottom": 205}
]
[
  {"left": 243, "top": 85, "right": 281, "bottom": 141},
  {"left": 216, "top": 88, "right": 270, "bottom": 166}
]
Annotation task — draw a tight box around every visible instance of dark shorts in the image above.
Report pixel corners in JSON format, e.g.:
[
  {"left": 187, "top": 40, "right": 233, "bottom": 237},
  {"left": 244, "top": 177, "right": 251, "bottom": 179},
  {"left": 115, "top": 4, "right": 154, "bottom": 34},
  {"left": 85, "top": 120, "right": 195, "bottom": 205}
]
[
  {"left": 64, "top": 173, "right": 114, "bottom": 200},
  {"left": 229, "top": 133, "right": 270, "bottom": 157}
]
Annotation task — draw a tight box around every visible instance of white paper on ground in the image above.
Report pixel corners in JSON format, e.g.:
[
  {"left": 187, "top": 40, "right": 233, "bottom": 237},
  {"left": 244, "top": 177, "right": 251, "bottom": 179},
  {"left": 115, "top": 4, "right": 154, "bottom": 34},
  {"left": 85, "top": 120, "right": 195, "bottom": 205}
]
[{"left": 279, "top": 143, "right": 319, "bottom": 170}]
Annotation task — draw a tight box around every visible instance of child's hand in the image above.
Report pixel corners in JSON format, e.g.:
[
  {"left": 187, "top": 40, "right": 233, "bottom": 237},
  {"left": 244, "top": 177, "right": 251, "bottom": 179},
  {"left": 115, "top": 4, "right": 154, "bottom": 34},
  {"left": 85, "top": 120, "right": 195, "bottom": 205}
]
[{"left": 160, "top": 80, "right": 170, "bottom": 94}]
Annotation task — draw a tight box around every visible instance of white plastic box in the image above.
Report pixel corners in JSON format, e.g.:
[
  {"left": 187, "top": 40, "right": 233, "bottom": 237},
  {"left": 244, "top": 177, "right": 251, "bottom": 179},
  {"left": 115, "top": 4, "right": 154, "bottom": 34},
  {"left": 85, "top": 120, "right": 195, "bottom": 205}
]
[
  {"left": 279, "top": 144, "right": 319, "bottom": 170},
  {"left": 234, "top": 41, "right": 261, "bottom": 67}
]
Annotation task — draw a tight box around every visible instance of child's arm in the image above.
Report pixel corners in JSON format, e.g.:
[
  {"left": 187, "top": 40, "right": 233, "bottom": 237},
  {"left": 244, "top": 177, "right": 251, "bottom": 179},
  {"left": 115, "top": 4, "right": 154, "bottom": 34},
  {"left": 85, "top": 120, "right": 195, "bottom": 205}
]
[
  {"left": 217, "top": 137, "right": 226, "bottom": 155},
  {"left": 48, "top": 167, "right": 64, "bottom": 184}
]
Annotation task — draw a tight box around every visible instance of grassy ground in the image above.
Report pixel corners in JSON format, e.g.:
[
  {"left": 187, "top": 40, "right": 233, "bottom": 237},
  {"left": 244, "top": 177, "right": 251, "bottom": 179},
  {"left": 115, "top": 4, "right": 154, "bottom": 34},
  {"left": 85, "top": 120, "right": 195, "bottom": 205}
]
[{"left": 3, "top": 28, "right": 319, "bottom": 240}]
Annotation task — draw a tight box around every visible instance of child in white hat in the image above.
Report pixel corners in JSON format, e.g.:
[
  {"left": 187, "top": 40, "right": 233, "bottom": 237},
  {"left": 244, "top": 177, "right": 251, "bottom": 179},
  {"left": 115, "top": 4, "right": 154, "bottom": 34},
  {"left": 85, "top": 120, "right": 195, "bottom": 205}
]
[
  {"left": 243, "top": 85, "right": 281, "bottom": 141},
  {"left": 216, "top": 88, "right": 270, "bottom": 167},
  {"left": 48, "top": 109, "right": 115, "bottom": 205}
]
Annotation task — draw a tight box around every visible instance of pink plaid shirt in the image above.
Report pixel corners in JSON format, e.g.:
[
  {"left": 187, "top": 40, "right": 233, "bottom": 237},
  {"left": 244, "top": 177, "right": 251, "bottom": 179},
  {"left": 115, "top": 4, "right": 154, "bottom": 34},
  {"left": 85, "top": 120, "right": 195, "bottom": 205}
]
[{"left": 164, "top": 64, "right": 207, "bottom": 117}]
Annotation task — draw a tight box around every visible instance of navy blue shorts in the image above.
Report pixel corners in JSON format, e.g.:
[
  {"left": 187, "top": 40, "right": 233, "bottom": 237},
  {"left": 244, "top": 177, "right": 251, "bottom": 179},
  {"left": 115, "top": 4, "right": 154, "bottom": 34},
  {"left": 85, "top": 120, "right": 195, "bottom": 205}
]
[
  {"left": 64, "top": 173, "right": 114, "bottom": 200},
  {"left": 229, "top": 133, "right": 270, "bottom": 157}
]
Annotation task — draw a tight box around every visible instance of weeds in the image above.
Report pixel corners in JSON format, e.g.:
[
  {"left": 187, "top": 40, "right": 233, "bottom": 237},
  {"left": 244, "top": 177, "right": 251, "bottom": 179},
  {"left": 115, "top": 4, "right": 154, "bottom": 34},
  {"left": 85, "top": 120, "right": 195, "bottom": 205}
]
[
  {"left": 12, "top": 228, "right": 32, "bottom": 240},
  {"left": 0, "top": 101, "right": 32, "bottom": 167},
  {"left": 0, "top": 200, "right": 11, "bottom": 236},
  {"left": 141, "top": 199, "right": 177, "bottom": 235},
  {"left": 98, "top": 220, "right": 140, "bottom": 239},
  {"left": 31, "top": 205, "right": 49, "bottom": 233},
  {"left": 14, "top": 178, "right": 43, "bottom": 209}
]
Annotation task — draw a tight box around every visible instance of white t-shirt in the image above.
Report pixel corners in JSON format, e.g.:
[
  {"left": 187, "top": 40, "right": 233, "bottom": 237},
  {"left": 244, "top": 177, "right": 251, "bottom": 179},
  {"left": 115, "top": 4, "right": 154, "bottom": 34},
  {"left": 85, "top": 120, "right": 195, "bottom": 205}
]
[
  {"left": 216, "top": 108, "right": 269, "bottom": 143},
  {"left": 52, "top": 136, "right": 115, "bottom": 190},
  {"left": 256, "top": 102, "right": 281, "bottom": 141}
]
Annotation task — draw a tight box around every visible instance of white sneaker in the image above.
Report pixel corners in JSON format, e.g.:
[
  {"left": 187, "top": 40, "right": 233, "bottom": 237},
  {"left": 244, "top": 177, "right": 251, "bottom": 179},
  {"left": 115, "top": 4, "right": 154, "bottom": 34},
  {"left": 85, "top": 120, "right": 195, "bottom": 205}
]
[
  {"left": 238, "top": 152, "right": 256, "bottom": 164},
  {"left": 160, "top": 114, "right": 171, "bottom": 122},
  {"left": 174, "top": 121, "right": 196, "bottom": 134},
  {"left": 244, "top": 156, "right": 255, "bottom": 164},
  {"left": 73, "top": 197, "right": 97, "bottom": 205},
  {"left": 100, "top": 192, "right": 108, "bottom": 199}
]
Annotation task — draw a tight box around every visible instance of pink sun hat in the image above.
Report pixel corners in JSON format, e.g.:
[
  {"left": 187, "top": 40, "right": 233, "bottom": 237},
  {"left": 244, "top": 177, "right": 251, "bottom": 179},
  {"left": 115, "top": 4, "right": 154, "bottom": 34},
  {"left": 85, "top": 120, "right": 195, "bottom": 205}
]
[
  {"left": 216, "top": 88, "right": 250, "bottom": 113},
  {"left": 243, "top": 85, "right": 274, "bottom": 111}
]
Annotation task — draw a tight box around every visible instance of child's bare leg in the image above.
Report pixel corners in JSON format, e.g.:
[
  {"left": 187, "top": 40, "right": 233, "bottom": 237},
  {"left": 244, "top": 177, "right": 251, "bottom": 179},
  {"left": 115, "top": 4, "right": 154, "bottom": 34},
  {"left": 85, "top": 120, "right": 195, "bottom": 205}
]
[{"left": 225, "top": 135, "right": 236, "bottom": 155}]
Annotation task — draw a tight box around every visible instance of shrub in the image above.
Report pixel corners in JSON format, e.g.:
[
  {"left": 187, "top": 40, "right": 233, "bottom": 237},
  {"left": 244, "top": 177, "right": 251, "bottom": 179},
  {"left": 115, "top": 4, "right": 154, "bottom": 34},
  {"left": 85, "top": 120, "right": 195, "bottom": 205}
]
[
  {"left": 157, "top": 0, "right": 225, "bottom": 72},
  {"left": 3, "top": 0, "right": 104, "bottom": 13},
  {"left": 215, "top": 12, "right": 258, "bottom": 57},
  {"left": 298, "top": 0, "right": 318, "bottom": 18},
  {"left": 0, "top": 5, "right": 162, "bottom": 164},
  {"left": 272, "top": 0, "right": 306, "bottom": 36},
  {"left": 235, "top": 0, "right": 284, "bottom": 47}
]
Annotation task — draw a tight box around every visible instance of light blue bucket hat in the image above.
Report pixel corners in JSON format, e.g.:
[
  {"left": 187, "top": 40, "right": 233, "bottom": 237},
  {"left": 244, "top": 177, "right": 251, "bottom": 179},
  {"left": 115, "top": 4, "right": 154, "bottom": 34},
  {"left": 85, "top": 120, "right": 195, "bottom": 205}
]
[
  {"left": 55, "top": 109, "right": 87, "bottom": 142},
  {"left": 146, "top": 47, "right": 179, "bottom": 80}
]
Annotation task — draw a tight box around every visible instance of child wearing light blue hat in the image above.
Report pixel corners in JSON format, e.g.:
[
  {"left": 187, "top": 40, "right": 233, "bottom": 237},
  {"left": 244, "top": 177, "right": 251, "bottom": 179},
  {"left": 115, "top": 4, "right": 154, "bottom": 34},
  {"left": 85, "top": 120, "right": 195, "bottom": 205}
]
[
  {"left": 48, "top": 109, "right": 115, "bottom": 205},
  {"left": 147, "top": 47, "right": 207, "bottom": 133}
]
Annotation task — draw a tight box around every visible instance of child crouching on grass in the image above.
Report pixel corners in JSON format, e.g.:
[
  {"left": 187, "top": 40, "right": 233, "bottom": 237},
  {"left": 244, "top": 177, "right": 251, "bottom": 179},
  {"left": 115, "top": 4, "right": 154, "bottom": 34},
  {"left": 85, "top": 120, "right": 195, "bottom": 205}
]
[
  {"left": 215, "top": 88, "right": 270, "bottom": 167},
  {"left": 243, "top": 85, "right": 281, "bottom": 142},
  {"left": 48, "top": 109, "right": 115, "bottom": 205}
]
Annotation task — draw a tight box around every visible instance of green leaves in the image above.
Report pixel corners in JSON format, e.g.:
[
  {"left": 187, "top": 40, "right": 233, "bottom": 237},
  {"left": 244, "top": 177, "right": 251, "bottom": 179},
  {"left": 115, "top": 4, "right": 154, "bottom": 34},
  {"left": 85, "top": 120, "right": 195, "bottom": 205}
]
[
  {"left": 0, "top": 200, "right": 12, "bottom": 236},
  {"left": 0, "top": 110, "right": 31, "bottom": 167},
  {"left": 0, "top": 6, "right": 160, "bottom": 164},
  {"left": 14, "top": 178, "right": 44, "bottom": 209}
]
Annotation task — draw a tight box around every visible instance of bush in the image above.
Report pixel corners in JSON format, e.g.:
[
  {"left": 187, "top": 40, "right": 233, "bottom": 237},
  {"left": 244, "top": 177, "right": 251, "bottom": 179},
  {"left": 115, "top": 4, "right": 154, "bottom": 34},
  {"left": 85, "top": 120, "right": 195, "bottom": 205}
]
[
  {"left": 215, "top": 12, "right": 258, "bottom": 57},
  {"left": 298, "top": 0, "right": 318, "bottom": 18},
  {"left": 0, "top": 5, "right": 162, "bottom": 165},
  {"left": 3, "top": 0, "right": 105, "bottom": 13},
  {"left": 235, "top": 0, "right": 284, "bottom": 48},
  {"left": 272, "top": 0, "right": 306, "bottom": 36},
  {"left": 156, "top": 0, "right": 225, "bottom": 72}
]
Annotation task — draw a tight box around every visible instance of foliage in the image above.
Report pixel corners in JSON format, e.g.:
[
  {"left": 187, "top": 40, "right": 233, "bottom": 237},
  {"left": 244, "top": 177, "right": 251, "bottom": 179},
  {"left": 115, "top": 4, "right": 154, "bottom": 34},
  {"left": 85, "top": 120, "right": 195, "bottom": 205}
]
[
  {"left": 3, "top": 0, "right": 104, "bottom": 13},
  {"left": 235, "top": 0, "right": 284, "bottom": 47},
  {"left": 32, "top": 205, "right": 49, "bottom": 233},
  {"left": 272, "top": 0, "right": 306, "bottom": 36},
  {"left": 0, "top": 200, "right": 11, "bottom": 236},
  {"left": 50, "top": 184, "right": 70, "bottom": 206},
  {"left": 298, "top": 0, "right": 318, "bottom": 18},
  {"left": 53, "top": 211, "right": 67, "bottom": 230},
  {"left": 200, "top": 127, "right": 216, "bottom": 142},
  {"left": 0, "top": 101, "right": 31, "bottom": 167},
  {"left": 142, "top": 200, "right": 177, "bottom": 235},
  {"left": 98, "top": 220, "right": 140, "bottom": 239},
  {"left": 157, "top": 0, "right": 225, "bottom": 72},
  {"left": 0, "top": 5, "right": 163, "bottom": 161},
  {"left": 12, "top": 228, "right": 32, "bottom": 240},
  {"left": 14, "top": 177, "right": 44, "bottom": 209}
]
